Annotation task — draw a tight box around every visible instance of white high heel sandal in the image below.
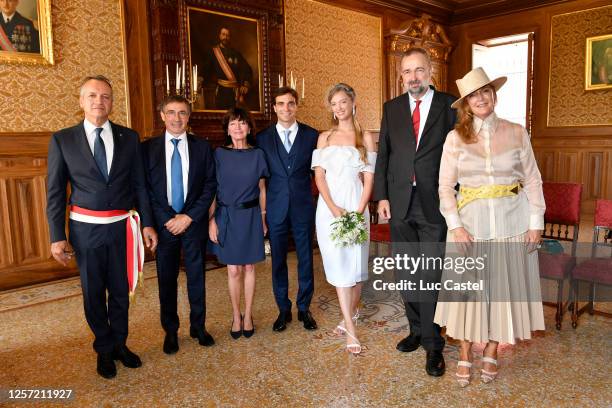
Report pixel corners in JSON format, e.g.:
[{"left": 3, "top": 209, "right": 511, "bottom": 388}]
[
  {"left": 481, "top": 357, "right": 498, "bottom": 383},
  {"left": 455, "top": 361, "right": 473, "bottom": 387}
]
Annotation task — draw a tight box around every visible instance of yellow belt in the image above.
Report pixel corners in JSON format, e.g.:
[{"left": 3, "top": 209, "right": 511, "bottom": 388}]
[{"left": 457, "top": 183, "right": 521, "bottom": 211}]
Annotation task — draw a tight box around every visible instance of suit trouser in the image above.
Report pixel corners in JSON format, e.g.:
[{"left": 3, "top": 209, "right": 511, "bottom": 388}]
[
  {"left": 72, "top": 221, "right": 129, "bottom": 354},
  {"left": 268, "top": 215, "right": 314, "bottom": 312},
  {"left": 156, "top": 233, "right": 206, "bottom": 334},
  {"left": 390, "top": 186, "right": 446, "bottom": 352}
]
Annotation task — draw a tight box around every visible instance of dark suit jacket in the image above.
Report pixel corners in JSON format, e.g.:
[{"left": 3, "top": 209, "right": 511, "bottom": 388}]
[
  {"left": 141, "top": 134, "right": 216, "bottom": 240},
  {"left": 46, "top": 121, "right": 153, "bottom": 244},
  {"left": 256, "top": 122, "right": 318, "bottom": 225},
  {"left": 373, "top": 90, "right": 457, "bottom": 223}
]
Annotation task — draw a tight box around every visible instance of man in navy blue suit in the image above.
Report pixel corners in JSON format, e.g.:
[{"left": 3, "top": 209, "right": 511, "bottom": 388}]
[
  {"left": 256, "top": 87, "right": 318, "bottom": 332},
  {"left": 47, "top": 75, "right": 158, "bottom": 379},
  {"left": 141, "top": 95, "right": 217, "bottom": 355}
]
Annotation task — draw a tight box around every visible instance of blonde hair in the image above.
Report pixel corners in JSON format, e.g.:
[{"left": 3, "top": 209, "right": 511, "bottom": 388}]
[{"left": 327, "top": 83, "right": 367, "bottom": 163}]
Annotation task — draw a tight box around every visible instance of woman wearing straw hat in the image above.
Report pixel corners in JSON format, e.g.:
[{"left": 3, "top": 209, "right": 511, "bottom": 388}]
[{"left": 433, "top": 67, "right": 546, "bottom": 387}]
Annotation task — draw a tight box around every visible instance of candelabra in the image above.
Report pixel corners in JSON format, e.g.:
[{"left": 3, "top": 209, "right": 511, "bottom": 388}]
[{"left": 165, "top": 60, "right": 199, "bottom": 105}]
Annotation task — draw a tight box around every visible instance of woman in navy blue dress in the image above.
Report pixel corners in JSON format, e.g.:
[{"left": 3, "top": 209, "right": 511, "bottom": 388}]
[{"left": 209, "top": 107, "right": 269, "bottom": 339}]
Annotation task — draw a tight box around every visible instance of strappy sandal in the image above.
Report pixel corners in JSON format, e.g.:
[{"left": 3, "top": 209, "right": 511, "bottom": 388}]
[
  {"left": 455, "top": 361, "right": 472, "bottom": 387},
  {"left": 334, "top": 309, "right": 360, "bottom": 336},
  {"left": 345, "top": 330, "right": 362, "bottom": 354},
  {"left": 481, "top": 357, "right": 498, "bottom": 383}
]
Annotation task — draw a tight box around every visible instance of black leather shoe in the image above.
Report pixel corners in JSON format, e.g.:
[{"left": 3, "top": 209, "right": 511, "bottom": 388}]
[
  {"left": 163, "top": 332, "right": 179, "bottom": 355},
  {"left": 396, "top": 334, "right": 421, "bottom": 353},
  {"left": 112, "top": 345, "right": 142, "bottom": 368},
  {"left": 297, "top": 310, "right": 318, "bottom": 330},
  {"left": 97, "top": 352, "right": 116, "bottom": 379},
  {"left": 190, "top": 327, "right": 215, "bottom": 347},
  {"left": 425, "top": 350, "right": 446, "bottom": 377},
  {"left": 243, "top": 315, "right": 255, "bottom": 338},
  {"left": 272, "top": 311, "right": 292, "bottom": 332}
]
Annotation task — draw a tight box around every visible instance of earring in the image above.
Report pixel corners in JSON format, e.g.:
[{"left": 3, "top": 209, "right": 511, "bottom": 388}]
[
  {"left": 333, "top": 113, "right": 337, "bottom": 121},
  {"left": 352, "top": 106, "right": 356, "bottom": 117}
]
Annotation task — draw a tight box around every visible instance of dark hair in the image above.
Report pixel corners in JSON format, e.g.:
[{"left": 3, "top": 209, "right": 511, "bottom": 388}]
[
  {"left": 80, "top": 75, "right": 113, "bottom": 96},
  {"left": 219, "top": 26, "right": 230, "bottom": 35},
  {"left": 273, "top": 86, "right": 299, "bottom": 105},
  {"left": 401, "top": 47, "right": 432, "bottom": 67},
  {"left": 222, "top": 107, "right": 256, "bottom": 146},
  {"left": 159, "top": 95, "right": 192, "bottom": 115}
]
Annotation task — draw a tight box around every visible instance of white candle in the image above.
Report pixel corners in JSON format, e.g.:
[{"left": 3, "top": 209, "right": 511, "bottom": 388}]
[
  {"left": 176, "top": 63, "right": 179, "bottom": 92},
  {"left": 278, "top": 74, "right": 281, "bottom": 87},
  {"left": 290, "top": 71, "right": 294, "bottom": 88},
  {"left": 166, "top": 65, "right": 169, "bottom": 94},
  {"left": 302, "top": 77, "right": 305, "bottom": 99},
  {"left": 182, "top": 59, "right": 186, "bottom": 90},
  {"left": 280, "top": 75, "right": 284, "bottom": 87}
]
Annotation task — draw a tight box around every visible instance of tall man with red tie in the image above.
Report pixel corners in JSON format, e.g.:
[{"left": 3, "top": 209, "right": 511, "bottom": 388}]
[
  {"left": 46, "top": 75, "right": 158, "bottom": 379},
  {"left": 373, "top": 48, "right": 457, "bottom": 377}
]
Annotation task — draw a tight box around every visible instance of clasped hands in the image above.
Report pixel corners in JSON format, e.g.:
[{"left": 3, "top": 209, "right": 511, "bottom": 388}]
[
  {"left": 165, "top": 214, "right": 192, "bottom": 235},
  {"left": 451, "top": 227, "right": 542, "bottom": 254}
]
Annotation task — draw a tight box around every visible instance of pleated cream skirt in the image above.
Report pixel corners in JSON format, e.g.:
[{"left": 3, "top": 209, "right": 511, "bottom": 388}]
[{"left": 433, "top": 233, "right": 545, "bottom": 344}]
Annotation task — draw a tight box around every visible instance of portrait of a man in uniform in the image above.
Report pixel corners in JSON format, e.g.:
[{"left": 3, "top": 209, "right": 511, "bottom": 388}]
[
  {"left": 188, "top": 7, "right": 262, "bottom": 112},
  {"left": 0, "top": 0, "right": 40, "bottom": 53}
]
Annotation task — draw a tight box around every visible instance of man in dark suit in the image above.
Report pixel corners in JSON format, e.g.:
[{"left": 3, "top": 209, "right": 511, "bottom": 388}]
[
  {"left": 141, "top": 95, "right": 216, "bottom": 355},
  {"left": 0, "top": 0, "right": 40, "bottom": 52},
  {"left": 47, "top": 75, "right": 158, "bottom": 379},
  {"left": 373, "top": 48, "right": 457, "bottom": 377},
  {"left": 256, "top": 87, "right": 318, "bottom": 332}
]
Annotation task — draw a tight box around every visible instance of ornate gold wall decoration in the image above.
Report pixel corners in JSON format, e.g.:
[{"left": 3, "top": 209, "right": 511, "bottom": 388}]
[
  {"left": 284, "top": 0, "right": 382, "bottom": 131},
  {"left": 548, "top": 5, "right": 612, "bottom": 127},
  {"left": 0, "top": 0, "right": 129, "bottom": 133}
]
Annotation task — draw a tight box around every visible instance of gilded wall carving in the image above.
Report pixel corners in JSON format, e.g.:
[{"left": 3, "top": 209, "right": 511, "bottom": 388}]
[
  {"left": 548, "top": 5, "right": 612, "bottom": 127},
  {"left": 285, "top": 0, "right": 382, "bottom": 131},
  {"left": 0, "top": 0, "right": 128, "bottom": 133}
]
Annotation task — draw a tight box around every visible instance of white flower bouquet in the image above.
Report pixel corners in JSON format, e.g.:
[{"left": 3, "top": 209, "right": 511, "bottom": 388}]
[{"left": 330, "top": 211, "right": 368, "bottom": 247}]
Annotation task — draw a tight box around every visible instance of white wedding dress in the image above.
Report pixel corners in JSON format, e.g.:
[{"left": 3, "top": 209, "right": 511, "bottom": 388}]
[{"left": 311, "top": 146, "right": 377, "bottom": 287}]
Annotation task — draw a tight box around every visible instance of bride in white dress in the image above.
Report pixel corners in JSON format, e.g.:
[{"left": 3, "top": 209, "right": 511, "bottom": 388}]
[{"left": 311, "top": 83, "right": 376, "bottom": 354}]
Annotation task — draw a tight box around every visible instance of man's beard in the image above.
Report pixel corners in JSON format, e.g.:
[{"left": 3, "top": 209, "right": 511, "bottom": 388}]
[{"left": 407, "top": 83, "right": 426, "bottom": 96}]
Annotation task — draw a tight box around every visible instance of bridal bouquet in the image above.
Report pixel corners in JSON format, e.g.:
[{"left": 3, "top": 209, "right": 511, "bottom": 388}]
[{"left": 330, "top": 211, "right": 368, "bottom": 247}]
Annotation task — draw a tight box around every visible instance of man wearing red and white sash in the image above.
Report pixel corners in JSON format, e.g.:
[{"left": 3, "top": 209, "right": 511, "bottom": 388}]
[
  {"left": 46, "top": 75, "right": 158, "bottom": 379},
  {"left": 201, "top": 27, "right": 253, "bottom": 109}
]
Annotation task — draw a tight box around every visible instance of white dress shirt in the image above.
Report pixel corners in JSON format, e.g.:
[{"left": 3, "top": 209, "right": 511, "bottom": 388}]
[
  {"left": 83, "top": 119, "right": 114, "bottom": 176},
  {"left": 276, "top": 121, "right": 299, "bottom": 147},
  {"left": 2, "top": 12, "right": 15, "bottom": 24},
  {"left": 408, "top": 86, "right": 434, "bottom": 149},
  {"left": 165, "top": 131, "right": 190, "bottom": 206}
]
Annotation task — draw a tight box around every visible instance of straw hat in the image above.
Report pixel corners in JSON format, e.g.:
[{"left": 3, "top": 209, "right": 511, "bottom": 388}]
[{"left": 451, "top": 67, "right": 507, "bottom": 109}]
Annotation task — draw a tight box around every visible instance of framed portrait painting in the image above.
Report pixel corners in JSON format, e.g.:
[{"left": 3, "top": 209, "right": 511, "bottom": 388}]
[
  {"left": 585, "top": 34, "right": 612, "bottom": 90},
  {"left": 187, "top": 6, "right": 263, "bottom": 113}
]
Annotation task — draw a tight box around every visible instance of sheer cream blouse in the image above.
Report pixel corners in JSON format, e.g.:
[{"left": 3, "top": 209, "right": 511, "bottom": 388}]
[{"left": 438, "top": 113, "right": 545, "bottom": 240}]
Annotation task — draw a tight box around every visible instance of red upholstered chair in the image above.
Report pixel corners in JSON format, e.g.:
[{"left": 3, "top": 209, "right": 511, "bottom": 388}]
[
  {"left": 369, "top": 202, "right": 391, "bottom": 257},
  {"left": 570, "top": 199, "right": 612, "bottom": 328},
  {"left": 539, "top": 182, "right": 582, "bottom": 330}
]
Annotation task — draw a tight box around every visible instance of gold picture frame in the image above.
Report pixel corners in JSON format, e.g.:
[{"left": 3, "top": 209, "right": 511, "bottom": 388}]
[
  {"left": 186, "top": 6, "right": 263, "bottom": 113},
  {"left": 585, "top": 34, "right": 612, "bottom": 90},
  {"left": 0, "top": 0, "right": 53, "bottom": 65}
]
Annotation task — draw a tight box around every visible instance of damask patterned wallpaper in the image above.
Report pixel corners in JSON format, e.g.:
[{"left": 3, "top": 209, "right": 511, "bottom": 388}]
[
  {"left": 0, "top": 0, "right": 128, "bottom": 133},
  {"left": 548, "top": 5, "right": 612, "bottom": 127},
  {"left": 285, "top": 0, "right": 382, "bottom": 131}
]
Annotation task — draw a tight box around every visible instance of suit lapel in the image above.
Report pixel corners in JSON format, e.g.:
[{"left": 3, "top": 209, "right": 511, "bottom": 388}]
[
  {"left": 288, "top": 124, "right": 306, "bottom": 174},
  {"left": 186, "top": 134, "right": 196, "bottom": 199},
  {"left": 76, "top": 121, "right": 106, "bottom": 181},
  {"left": 271, "top": 127, "right": 290, "bottom": 176},
  {"left": 108, "top": 122, "right": 122, "bottom": 181},
  {"left": 395, "top": 93, "right": 416, "bottom": 152},
  {"left": 418, "top": 91, "right": 443, "bottom": 153},
  {"left": 153, "top": 135, "right": 168, "bottom": 201}
]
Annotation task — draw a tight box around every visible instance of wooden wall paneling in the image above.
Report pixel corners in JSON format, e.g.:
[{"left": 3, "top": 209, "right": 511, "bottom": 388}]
[
  {"left": 584, "top": 152, "right": 603, "bottom": 200},
  {"left": 0, "top": 178, "right": 14, "bottom": 269},
  {"left": 534, "top": 150, "right": 556, "bottom": 182},
  {"left": 556, "top": 151, "right": 580, "bottom": 183},
  {"left": 124, "top": 0, "right": 156, "bottom": 139}
]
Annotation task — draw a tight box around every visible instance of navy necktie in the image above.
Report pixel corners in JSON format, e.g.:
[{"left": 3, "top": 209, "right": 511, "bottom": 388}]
[
  {"left": 171, "top": 138, "right": 184, "bottom": 213},
  {"left": 93, "top": 127, "right": 108, "bottom": 181}
]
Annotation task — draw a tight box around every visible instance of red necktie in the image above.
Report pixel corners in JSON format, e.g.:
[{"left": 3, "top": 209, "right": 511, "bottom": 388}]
[
  {"left": 412, "top": 100, "right": 421, "bottom": 183},
  {"left": 412, "top": 99, "right": 421, "bottom": 144}
]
